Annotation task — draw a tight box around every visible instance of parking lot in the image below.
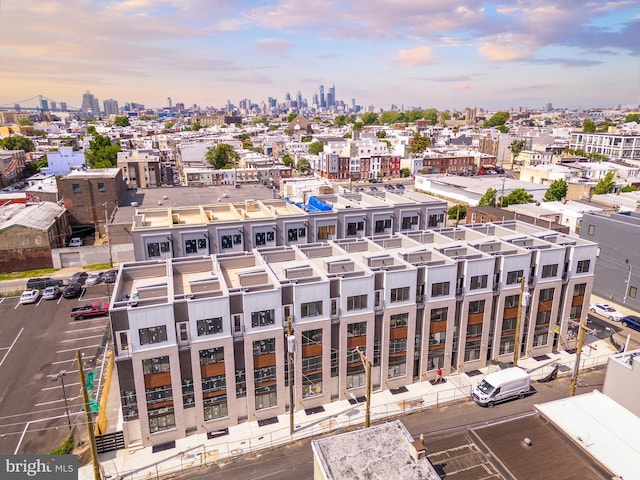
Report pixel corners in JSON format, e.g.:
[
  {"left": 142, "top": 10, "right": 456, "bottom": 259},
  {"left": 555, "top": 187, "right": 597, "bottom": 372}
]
[{"left": 0, "top": 283, "right": 112, "bottom": 454}]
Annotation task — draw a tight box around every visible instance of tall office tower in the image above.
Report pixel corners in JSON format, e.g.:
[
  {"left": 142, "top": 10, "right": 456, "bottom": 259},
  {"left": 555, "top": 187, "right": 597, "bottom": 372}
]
[
  {"left": 92, "top": 97, "right": 101, "bottom": 116},
  {"left": 103, "top": 99, "right": 119, "bottom": 116},
  {"left": 313, "top": 94, "right": 319, "bottom": 107},
  {"left": 328, "top": 84, "right": 336, "bottom": 108},
  {"left": 60, "top": 102, "right": 67, "bottom": 112},
  {"left": 545, "top": 102, "right": 553, "bottom": 113},
  {"left": 227, "top": 100, "right": 233, "bottom": 112},
  {"left": 296, "top": 91, "right": 303, "bottom": 110},
  {"left": 352, "top": 98, "right": 356, "bottom": 110},
  {"left": 268, "top": 97, "right": 277, "bottom": 108},
  {"left": 40, "top": 98, "right": 49, "bottom": 112},
  {"left": 81, "top": 91, "right": 96, "bottom": 114},
  {"left": 285, "top": 92, "right": 291, "bottom": 101},
  {"left": 50, "top": 101, "right": 57, "bottom": 110},
  {"left": 167, "top": 97, "right": 172, "bottom": 109},
  {"left": 319, "top": 85, "right": 325, "bottom": 108},
  {"left": 14, "top": 104, "right": 21, "bottom": 111}
]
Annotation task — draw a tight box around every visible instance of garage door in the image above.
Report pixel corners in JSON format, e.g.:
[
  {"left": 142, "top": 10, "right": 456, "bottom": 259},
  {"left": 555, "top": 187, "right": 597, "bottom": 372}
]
[{"left": 60, "top": 252, "right": 81, "bottom": 268}]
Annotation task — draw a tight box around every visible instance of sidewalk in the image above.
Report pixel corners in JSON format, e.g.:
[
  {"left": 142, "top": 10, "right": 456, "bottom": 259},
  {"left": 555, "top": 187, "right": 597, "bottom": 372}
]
[{"left": 79, "top": 338, "right": 618, "bottom": 480}]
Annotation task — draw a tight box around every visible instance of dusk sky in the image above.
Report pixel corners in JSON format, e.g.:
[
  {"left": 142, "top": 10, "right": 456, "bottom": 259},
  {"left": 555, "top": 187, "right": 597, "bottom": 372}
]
[{"left": 1, "top": 1, "right": 639, "bottom": 111}]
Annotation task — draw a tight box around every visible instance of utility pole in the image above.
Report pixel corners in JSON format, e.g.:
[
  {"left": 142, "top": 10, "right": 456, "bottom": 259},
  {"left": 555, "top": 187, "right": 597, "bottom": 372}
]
[
  {"left": 286, "top": 316, "right": 295, "bottom": 435},
  {"left": 77, "top": 350, "right": 101, "bottom": 480},
  {"left": 513, "top": 275, "right": 528, "bottom": 367},
  {"left": 355, "top": 347, "right": 372, "bottom": 427},
  {"left": 568, "top": 318, "right": 596, "bottom": 397},
  {"left": 623, "top": 265, "right": 632, "bottom": 304},
  {"left": 50, "top": 371, "right": 72, "bottom": 432},
  {"left": 103, "top": 202, "right": 113, "bottom": 267}
]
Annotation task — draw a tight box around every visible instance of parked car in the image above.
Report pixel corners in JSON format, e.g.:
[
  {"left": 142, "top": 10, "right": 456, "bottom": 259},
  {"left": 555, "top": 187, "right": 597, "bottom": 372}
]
[
  {"left": 385, "top": 184, "right": 396, "bottom": 190},
  {"left": 63, "top": 283, "right": 83, "bottom": 299},
  {"left": 70, "top": 301, "right": 109, "bottom": 320},
  {"left": 85, "top": 272, "right": 103, "bottom": 286},
  {"left": 589, "top": 303, "right": 623, "bottom": 321},
  {"left": 20, "top": 289, "right": 41, "bottom": 305},
  {"left": 68, "top": 271, "right": 88, "bottom": 286},
  {"left": 26, "top": 277, "right": 63, "bottom": 290},
  {"left": 621, "top": 315, "right": 640, "bottom": 332},
  {"left": 42, "top": 286, "right": 61, "bottom": 301},
  {"left": 102, "top": 270, "right": 117, "bottom": 284},
  {"left": 396, "top": 184, "right": 405, "bottom": 190},
  {"left": 68, "top": 237, "right": 83, "bottom": 247},
  {"left": 370, "top": 186, "right": 379, "bottom": 191}
]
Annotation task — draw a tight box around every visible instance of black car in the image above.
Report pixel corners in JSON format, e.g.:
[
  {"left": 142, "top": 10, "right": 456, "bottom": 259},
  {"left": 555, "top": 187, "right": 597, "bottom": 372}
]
[
  {"left": 385, "top": 184, "right": 396, "bottom": 190},
  {"left": 396, "top": 184, "right": 405, "bottom": 190},
  {"left": 102, "top": 270, "right": 117, "bottom": 284},
  {"left": 26, "top": 277, "right": 63, "bottom": 290},
  {"left": 68, "top": 271, "right": 89, "bottom": 286},
  {"left": 63, "top": 283, "right": 83, "bottom": 299}
]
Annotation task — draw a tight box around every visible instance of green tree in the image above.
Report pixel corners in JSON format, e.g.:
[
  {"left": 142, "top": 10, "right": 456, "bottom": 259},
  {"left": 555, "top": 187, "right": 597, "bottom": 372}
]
[
  {"left": 376, "top": 130, "right": 387, "bottom": 139},
  {"left": 423, "top": 108, "right": 438, "bottom": 125},
  {"left": 352, "top": 122, "right": 363, "bottom": 132},
  {"left": 496, "top": 125, "right": 510, "bottom": 133},
  {"left": 478, "top": 187, "right": 498, "bottom": 207},
  {"left": 624, "top": 113, "right": 640, "bottom": 123},
  {"left": 0, "top": 135, "right": 35, "bottom": 152},
  {"left": 308, "top": 141, "right": 324, "bottom": 155},
  {"left": 192, "top": 121, "right": 204, "bottom": 131},
  {"left": 361, "top": 112, "right": 378, "bottom": 125},
  {"left": 484, "top": 111, "right": 510, "bottom": 127},
  {"left": 114, "top": 116, "right": 130, "bottom": 127},
  {"left": 508, "top": 140, "right": 525, "bottom": 162},
  {"left": 17, "top": 118, "right": 34, "bottom": 126},
  {"left": 620, "top": 185, "right": 638, "bottom": 192},
  {"left": 439, "top": 110, "right": 451, "bottom": 123},
  {"left": 583, "top": 120, "right": 597, "bottom": 132},
  {"left": 287, "top": 113, "right": 298, "bottom": 123},
  {"left": 301, "top": 136, "right": 313, "bottom": 142},
  {"left": 296, "top": 158, "right": 311, "bottom": 174},
  {"left": 86, "top": 125, "right": 97, "bottom": 135},
  {"left": 407, "top": 131, "right": 430, "bottom": 155},
  {"left": 543, "top": 179, "right": 568, "bottom": 202},
  {"left": 334, "top": 115, "right": 347, "bottom": 126},
  {"left": 500, "top": 188, "right": 534, "bottom": 207},
  {"left": 404, "top": 109, "right": 424, "bottom": 123},
  {"left": 593, "top": 171, "right": 616, "bottom": 194},
  {"left": 400, "top": 167, "right": 411, "bottom": 178},
  {"left": 86, "top": 133, "right": 120, "bottom": 168},
  {"left": 282, "top": 154, "right": 293, "bottom": 167},
  {"left": 162, "top": 121, "right": 174, "bottom": 134},
  {"left": 343, "top": 133, "right": 352, "bottom": 139},
  {"left": 205, "top": 143, "right": 240, "bottom": 170},
  {"left": 379, "top": 111, "right": 401, "bottom": 125},
  {"left": 447, "top": 205, "right": 467, "bottom": 223}
]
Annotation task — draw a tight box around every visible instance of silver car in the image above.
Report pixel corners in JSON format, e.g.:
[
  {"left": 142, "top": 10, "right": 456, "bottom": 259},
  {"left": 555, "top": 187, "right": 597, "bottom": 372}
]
[{"left": 42, "top": 286, "right": 61, "bottom": 300}]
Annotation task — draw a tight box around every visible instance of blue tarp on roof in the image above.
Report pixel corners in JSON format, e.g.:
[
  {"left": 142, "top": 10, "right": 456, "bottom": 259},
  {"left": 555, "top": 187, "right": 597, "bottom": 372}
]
[{"left": 286, "top": 195, "right": 333, "bottom": 212}]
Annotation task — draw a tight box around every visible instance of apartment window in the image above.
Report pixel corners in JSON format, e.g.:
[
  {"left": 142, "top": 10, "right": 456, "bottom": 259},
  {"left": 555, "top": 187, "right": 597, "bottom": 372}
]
[
  {"left": 347, "top": 294, "right": 367, "bottom": 311},
  {"left": 506, "top": 270, "right": 523, "bottom": 285},
  {"left": 255, "top": 232, "right": 266, "bottom": 246},
  {"left": 72, "top": 183, "right": 80, "bottom": 193},
  {"left": 536, "top": 310, "right": 551, "bottom": 325},
  {"left": 255, "top": 387, "right": 277, "bottom": 410},
  {"left": 466, "top": 323, "right": 483, "bottom": 337},
  {"left": 197, "top": 317, "right": 223, "bottom": 336},
  {"left": 302, "top": 372, "right": 323, "bottom": 398},
  {"left": 390, "top": 287, "right": 410, "bottom": 302},
  {"left": 142, "top": 356, "right": 170, "bottom": 375},
  {"left": 539, "top": 288, "right": 554, "bottom": 302},
  {"left": 468, "top": 300, "right": 485, "bottom": 314},
  {"left": 287, "top": 228, "right": 298, "bottom": 241},
  {"left": 388, "top": 360, "right": 406, "bottom": 379},
  {"left": 389, "top": 338, "right": 407, "bottom": 354},
  {"left": 470, "top": 275, "right": 488, "bottom": 290},
  {"left": 184, "top": 239, "right": 198, "bottom": 254},
  {"left": 504, "top": 294, "right": 519, "bottom": 309},
  {"left": 302, "top": 355, "right": 323, "bottom": 373},
  {"left": 199, "top": 347, "right": 224, "bottom": 366},
  {"left": 298, "top": 227, "right": 306, "bottom": 238},
  {"left": 254, "top": 366, "right": 277, "bottom": 383},
  {"left": 251, "top": 309, "right": 275, "bottom": 327},
  {"left": 390, "top": 313, "right": 409, "bottom": 328},
  {"left": 401, "top": 216, "right": 418, "bottom": 230},
  {"left": 431, "top": 282, "right": 450, "bottom": 297},
  {"left": 541, "top": 264, "right": 558, "bottom": 278},
  {"left": 253, "top": 338, "right": 276, "bottom": 355},
  {"left": 221, "top": 235, "right": 233, "bottom": 249},
  {"left": 148, "top": 407, "right": 175, "bottom": 433},
  {"left": 569, "top": 305, "right": 583, "bottom": 319},
  {"left": 146, "top": 241, "right": 169, "bottom": 258},
  {"left": 573, "top": 283, "right": 587, "bottom": 297},
  {"left": 233, "top": 234, "right": 242, "bottom": 244},
  {"left": 139, "top": 326, "right": 167, "bottom": 345},
  {"left": 317, "top": 225, "right": 335, "bottom": 240},
  {"left": 533, "top": 327, "right": 549, "bottom": 347},
  {"left": 97, "top": 182, "right": 105, "bottom": 192},
  {"left": 430, "top": 307, "right": 448, "bottom": 322},
  {"left": 182, "top": 379, "right": 194, "bottom": 408},
  {"left": 203, "top": 396, "right": 228, "bottom": 421},
  {"left": 587, "top": 224, "right": 595, "bottom": 235},
  {"left": 502, "top": 317, "right": 517, "bottom": 331},
  {"left": 347, "top": 322, "right": 366, "bottom": 337},
  {"left": 576, "top": 259, "right": 591, "bottom": 274},
  {"left": 302, "top": 329, "right": 323, "bottom": 345},
  {"left": 499, "top": 335, "right": 515, "bottom": 355},
  {"left": 428, "top": 214, "right": 444, "bottom": 227},
  {"left": 235, "top": 369, "right": 246, "bottom": 397},
  {"left": 427, "top": 348, "right": 445, "bottom": 370},
  {"left": 346, "top": 221, "right": 364, "bottom": 236},
  {"left": 301, "top": 301, "right": 323, "bottom": 318},
  {"left": 464, "top": 340, "right": 481, "bottom": 362},
  {"left": 146, "top": 385, "right": 173, "bottom": 405}
]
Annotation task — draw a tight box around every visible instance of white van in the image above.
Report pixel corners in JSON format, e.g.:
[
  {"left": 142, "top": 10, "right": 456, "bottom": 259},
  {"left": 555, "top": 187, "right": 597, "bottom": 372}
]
[{"left": 472, "top": 367, "right": 530, "bottom": 407}]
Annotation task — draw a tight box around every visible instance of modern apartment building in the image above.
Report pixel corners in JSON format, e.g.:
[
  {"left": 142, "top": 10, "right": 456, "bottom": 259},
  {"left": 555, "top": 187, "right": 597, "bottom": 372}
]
[
  {"left": 570, "top": 132, "right": 640, "bottom": 160},
  {"left": 110, "top": 220, "right": 596, "bottom": 448}
]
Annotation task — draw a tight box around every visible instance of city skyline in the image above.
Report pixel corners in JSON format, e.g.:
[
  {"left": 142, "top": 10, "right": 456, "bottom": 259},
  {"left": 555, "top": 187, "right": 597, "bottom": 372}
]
[{"left": 1, "top": 1, "right": 639, "bottom": 111}]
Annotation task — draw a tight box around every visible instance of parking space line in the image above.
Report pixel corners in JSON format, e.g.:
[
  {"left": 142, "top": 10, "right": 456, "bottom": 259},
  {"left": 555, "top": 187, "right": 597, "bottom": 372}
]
[
  {"left": 56, "top": 344, "right": 99, "bottom": 354},
  {"left": 52, "top": 358, "right": 76, "bottom": 366},
  {"left": 0, "top": 327, "right": 24, "bottom": 367},
  {"left": 67, "top": 317, "right": 108, "bottom": 325},
  {"left": 35, "top": 395, "right": 81, "bottom": 407},
  {"left": 60, "top": 334, "right": 104, "bottom": 343},
  {"left": 42, "top": 381, "right": 81, "bottom": 392},
  {"left": 14, "top": 421, "right": 30, "bottom": 455},
  {"left": 64, "top": 325, "right": 107, "bottom": 333}
]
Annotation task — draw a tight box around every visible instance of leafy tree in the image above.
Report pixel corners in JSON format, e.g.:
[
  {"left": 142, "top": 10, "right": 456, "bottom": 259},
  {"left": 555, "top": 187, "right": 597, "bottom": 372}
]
[
  {"left": 17, "top": 118, "right": 34, "bottom": 126},
  {"left": 593, "top": 171, "right": 616, "bottom": 194},
  {"left": 439, "top": 110, "right": 451, "bottom": 123},
  {"left": 114, "top": 116, "right": 130, "bottom": 127},
  {"left": 86, "top": 133, "right": 120, "bottom": 168},
  {"left": 400, "top": 167, "right": 411, "bottom": 178},
  {"left": 296, "top": 158, "right": 311, "bottom": 173},
  {"left": 376, "top": 130, "right": 387, "bottom": 139},
  {"left": 286, "top": 113, "right": 298, "bottom": 123},
  {"left": 352, "top": 122, "right": 363, "bottom": 132},
  {"left": 496, "top": 125, "right": 509, "bottom": 133},
  {"left": 23, "top": 162, "right": 39, "bottom": 176},
  {"left": 485, "top": 111, "right": 510, "bottom": 127},
  {"left": 478, "top": 187, "right": 498, "bottom": 207},
  {"left": 192, "top": 121, "right": 204, "bottom": 131},
  {"left": 361, "top": 112, "right": 378, "bottom": 125},
  {"left": 379, "top": 111, "right": 401, "bottom": 125},
  {"left": 620, "top": 185, "right": 638, "bottom": 192},
  {"left": 282, "top": 154, "right": 293, "bottom": 167},
  {"left": 86, "top": 125, "right": 97, "bottom": 135},
  {"left": 508, "top": 140, "right": 525, "bottom": 161},
  {"left": 543, "top": 179, "right": 568, "bottom": 202},
  {"left": 301, "top": 136, "right": 312, "bottom": 142},
  {"left": 407, "top": 131, "right": 430, "bottom": 155},
  {"left": 0, "top": 135, "right": 35, "bottom": 153},
  {"left": 500, "top": 188, "right": 534, "bottom": 207},
  {"left": 447, "top": 205, "right": 467, "bottom": 223},
  {"left": 583, "top": 120, "right": 596, "bottom": 132},
  {"left": 404, "top": 109, "right": 424, "bottom": 123},
  {"left": 343, "top": 133, "right": 352, "bottom": 139},
  {"left": 162, "top": 122, "right": 174, "bottom": 134},
  {"left": 624, "top": 113, "right": 640, "bottom": 123},
  {"left": 334, "top": 115, "right": 347, "bottom": 126},
  {"left": 308, "top": 141, "right": 324, "bottom": 156},
  {"left": 205, "top": 143, "right": 240, "bottom": 170},
  {"left": 423, "top": 108, "right": 438, "bottom": 125}
]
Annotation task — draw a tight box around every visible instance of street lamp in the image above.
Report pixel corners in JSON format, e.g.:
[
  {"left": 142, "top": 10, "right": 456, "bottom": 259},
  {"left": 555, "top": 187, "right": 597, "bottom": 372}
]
[{"left": 50, "top": 370, "right": 72, "bottom": 431}]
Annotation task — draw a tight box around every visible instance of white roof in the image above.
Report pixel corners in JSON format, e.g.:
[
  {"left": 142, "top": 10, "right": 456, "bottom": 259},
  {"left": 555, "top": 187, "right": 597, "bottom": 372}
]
[{"left": 536, "top": 390, "right": 640, "bottom": 480}]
